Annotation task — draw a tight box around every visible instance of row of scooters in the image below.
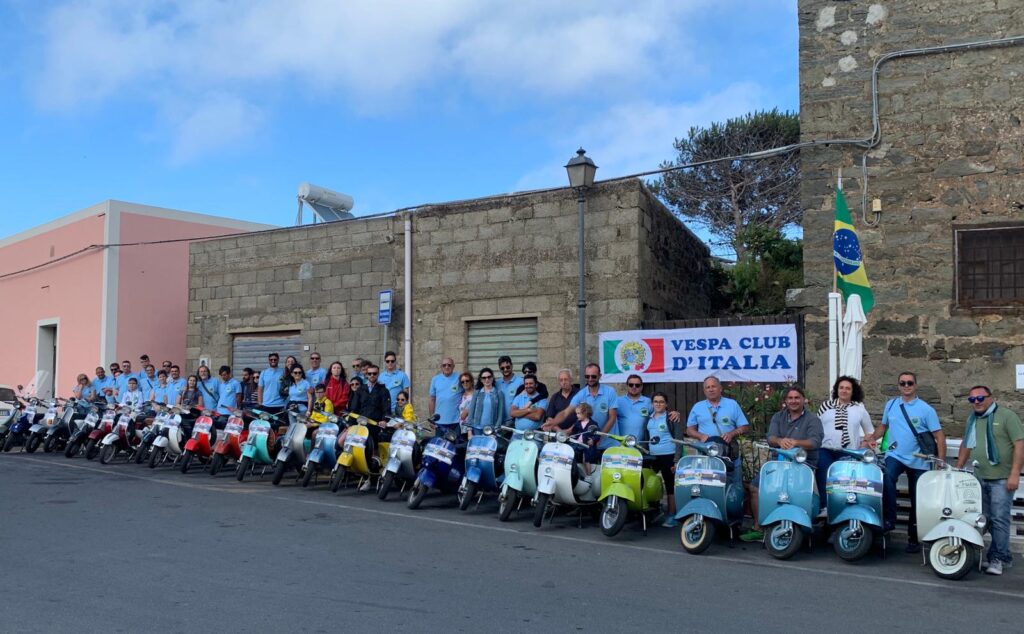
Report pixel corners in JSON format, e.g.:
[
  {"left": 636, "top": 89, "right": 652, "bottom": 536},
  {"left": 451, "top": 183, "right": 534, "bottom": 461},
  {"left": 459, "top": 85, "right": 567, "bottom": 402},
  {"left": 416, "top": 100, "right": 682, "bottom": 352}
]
[{"left": 0, "top": 396, "right": 988, "bottom": 580}]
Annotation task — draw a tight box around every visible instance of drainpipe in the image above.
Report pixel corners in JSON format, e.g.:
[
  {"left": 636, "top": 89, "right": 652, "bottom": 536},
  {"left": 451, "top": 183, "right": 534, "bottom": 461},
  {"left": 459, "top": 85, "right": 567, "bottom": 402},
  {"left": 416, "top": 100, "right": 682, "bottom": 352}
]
[{"left": 404, "top": 214, "right": 413, "bottom": 399}]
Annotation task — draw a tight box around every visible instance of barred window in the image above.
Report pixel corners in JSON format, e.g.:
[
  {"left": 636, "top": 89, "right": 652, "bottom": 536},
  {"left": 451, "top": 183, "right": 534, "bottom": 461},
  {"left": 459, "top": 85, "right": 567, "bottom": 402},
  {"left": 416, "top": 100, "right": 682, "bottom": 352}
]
[{"left": 956, "top": 225, "right": 1024, "bottom": 308}]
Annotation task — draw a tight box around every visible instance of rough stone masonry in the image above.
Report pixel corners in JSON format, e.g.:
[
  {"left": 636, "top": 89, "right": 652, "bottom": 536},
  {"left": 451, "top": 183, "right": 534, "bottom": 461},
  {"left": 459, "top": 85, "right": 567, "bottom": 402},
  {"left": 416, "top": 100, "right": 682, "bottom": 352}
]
[{"left": 794, "top": 0, "right": 1024, "bottom": 432}]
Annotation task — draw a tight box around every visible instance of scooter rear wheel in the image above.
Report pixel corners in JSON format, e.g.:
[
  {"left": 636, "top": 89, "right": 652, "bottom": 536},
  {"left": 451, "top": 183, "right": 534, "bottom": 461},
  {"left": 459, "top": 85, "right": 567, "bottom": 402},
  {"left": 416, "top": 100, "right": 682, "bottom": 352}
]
[
  {"left": 680, "top": 515, "right": 716, "bottom": 554},
  {"left": 271, "top": 460, "right": 287, "bottom": 486},
  {"left": 533, "top": 492, "right": 551, "bottom": 527},
  {"left": 236, "top": 456, "right": 251, "bottom": 481},
  {"left": 927, "top": 537, "right": 978, "bottom": 580},
  {"left": 378, "top": 471, "right": 395, "bottom": 500},
  {"left": 209, "top": 453, "right": 225, "bottom": 476},
  {"left": 459, "top": 481, "right": 477, "bottom": 511},
  {"left": 834, "top": 522, "right": 874, "bottom": 562},
  {"left": 600, "top": 496, "right": 629, "bottom": 537},
  {"left": 407, "top": 483, "right": 427, "bottom": 510},
  {"left": 766, "top": 522, "right": 804, "bottom": 560},
  {"left": 25, "top": 434, "right": 41, "bottom": 454},
  {"left": 498, "top": 489, "right": 519, "bottom": 522}
]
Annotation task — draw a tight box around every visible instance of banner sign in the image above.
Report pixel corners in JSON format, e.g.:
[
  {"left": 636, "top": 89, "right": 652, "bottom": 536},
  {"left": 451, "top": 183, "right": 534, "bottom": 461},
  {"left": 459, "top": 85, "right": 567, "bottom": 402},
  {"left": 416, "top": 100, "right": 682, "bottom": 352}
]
[{"left": 599, "top": 324, "right": 798, "bottom": 383}]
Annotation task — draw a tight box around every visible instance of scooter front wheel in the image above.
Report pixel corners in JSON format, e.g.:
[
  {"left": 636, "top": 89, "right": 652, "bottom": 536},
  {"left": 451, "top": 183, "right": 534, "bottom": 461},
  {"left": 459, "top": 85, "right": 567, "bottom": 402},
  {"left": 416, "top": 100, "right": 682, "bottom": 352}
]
[
  {"left": 134, "top": 445, "right": 148, "bottom": 464},
  {"left": 498, "top": 489, "right": 519, "bottom": 522},
  {"left": 378, "top": 471, "right": 395, "bottom": 500},
  {"left": 148, "top": 447, "right": 164, "bottom": 469},
  {"left": 84, "top": 439, "right": 99, "bottom": 460},
  {"left": 301, "top": 465, "right": 316, "bottom": 488},
  {"left": 533, "top": 492, "right": 551, "bottom": 527},
  {"left": 766, "top": 521, "right": 803, "bottom": 560},
  {"left": 271, "top": 461, "right": 287, "bottom": 486},
  {"left": 680, "top": 514, "right": 716, "bottom": 554},
  {"left": 43, "top": 435, "right": 57, "bottom": 454},
  {"left": 236, "top": 456, "right": 251, "bottom": 481},
  {"left": 927, "top": 537, "right": 978, "bottom": 580},
  {"left": 329, "top": 467, "right": 347, "bottom": 493},
  {"left": 25, "top": 434, "right": 41, "bottom": 454},
  {"left": 459, "top": 481, "right": 477, "bottom": 511},
  {"left": 180, "top": 450, "right": 194, "bottom": 474},
  {"left": 834, "top": 522, "right": 874, "bottom": 562},
  {"left": 99, "top": 443, "right": 117, "bottom": 465},
  {"left": 209, "top": 453, "right": 225, "bottom": 476},
  {"left": 64, "top": 439, "right": 81, "bottom": 459},
  {"left": 407, "top": 482, "right": 428, "bottom": 510},
  {"left": 600, "top": 496, "right": 629, "bottom": 537}
]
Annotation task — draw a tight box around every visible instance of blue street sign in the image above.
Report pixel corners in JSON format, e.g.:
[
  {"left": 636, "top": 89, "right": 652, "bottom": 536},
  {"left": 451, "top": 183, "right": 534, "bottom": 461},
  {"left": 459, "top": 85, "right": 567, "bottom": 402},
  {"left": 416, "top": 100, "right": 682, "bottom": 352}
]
[{"left": 378, "top": 289, "right": 393, "bottom": 325}]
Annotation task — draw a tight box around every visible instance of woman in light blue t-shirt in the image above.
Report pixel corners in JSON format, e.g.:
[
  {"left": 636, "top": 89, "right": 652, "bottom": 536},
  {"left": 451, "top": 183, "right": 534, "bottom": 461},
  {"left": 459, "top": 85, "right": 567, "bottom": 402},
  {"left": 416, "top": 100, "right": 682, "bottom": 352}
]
[
  {"left": 645, "top": 391, "right": 678, "bottom": 527},
  {"left": 286, "top": 365, "right": 313, "bottom": 413}
]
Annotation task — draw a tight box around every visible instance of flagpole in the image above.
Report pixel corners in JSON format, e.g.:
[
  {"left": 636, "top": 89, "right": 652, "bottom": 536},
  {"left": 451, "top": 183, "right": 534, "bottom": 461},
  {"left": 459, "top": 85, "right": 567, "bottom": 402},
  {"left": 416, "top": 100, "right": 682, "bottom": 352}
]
[{"left": 829, "top": 168, "right": 844, "bottom": 387}]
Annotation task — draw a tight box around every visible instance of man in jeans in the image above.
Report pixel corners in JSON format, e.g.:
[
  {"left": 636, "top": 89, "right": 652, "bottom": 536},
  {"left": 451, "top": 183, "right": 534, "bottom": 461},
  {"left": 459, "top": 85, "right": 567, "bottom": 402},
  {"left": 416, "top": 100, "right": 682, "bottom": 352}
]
[
  {"left": 868, "top": 371, "right": 946, "bottom": 554},
  {"left": 956, "top": 385, "right": 1024, "bottom": 576}
]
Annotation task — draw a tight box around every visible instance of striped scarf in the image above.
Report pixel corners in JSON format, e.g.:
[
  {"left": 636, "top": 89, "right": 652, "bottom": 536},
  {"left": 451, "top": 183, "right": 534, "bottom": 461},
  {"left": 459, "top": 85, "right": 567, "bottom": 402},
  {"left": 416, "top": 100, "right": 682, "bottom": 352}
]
[{"left": 818, "top": 399, "right": 850, "bottom": 448}]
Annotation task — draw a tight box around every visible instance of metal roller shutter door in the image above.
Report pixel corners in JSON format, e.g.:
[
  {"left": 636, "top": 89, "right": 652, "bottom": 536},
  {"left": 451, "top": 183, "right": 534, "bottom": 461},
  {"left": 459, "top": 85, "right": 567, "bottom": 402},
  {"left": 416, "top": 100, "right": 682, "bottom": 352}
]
[
  {"left": 231, "top": 333, "right": 302, "bottom": 377},
  {"left": 466, "top": 319, "right": 538, "bottom": 374}
]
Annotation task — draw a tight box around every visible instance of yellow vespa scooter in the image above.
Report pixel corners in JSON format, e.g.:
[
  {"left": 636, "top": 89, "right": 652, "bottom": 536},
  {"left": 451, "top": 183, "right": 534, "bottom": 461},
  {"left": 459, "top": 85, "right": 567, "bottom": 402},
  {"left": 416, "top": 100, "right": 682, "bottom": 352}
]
[{"left": 329, "top": 413, "right": 392, "bottom": 493}]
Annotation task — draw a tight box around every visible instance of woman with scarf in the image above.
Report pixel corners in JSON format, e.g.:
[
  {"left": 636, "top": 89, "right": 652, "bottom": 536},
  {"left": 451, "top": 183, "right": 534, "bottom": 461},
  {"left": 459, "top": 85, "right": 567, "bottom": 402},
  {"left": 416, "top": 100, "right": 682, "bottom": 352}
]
[{"left": 816, "top": 375, "right": 874, "bottom": 497}]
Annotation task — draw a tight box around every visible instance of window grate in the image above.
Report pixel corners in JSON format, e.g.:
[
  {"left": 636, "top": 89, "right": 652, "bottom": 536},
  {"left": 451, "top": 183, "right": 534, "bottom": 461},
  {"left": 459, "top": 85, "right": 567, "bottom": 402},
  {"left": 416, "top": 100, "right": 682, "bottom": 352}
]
[{"left": 956, "top": 226, "right": 1024, "bottom": 307}]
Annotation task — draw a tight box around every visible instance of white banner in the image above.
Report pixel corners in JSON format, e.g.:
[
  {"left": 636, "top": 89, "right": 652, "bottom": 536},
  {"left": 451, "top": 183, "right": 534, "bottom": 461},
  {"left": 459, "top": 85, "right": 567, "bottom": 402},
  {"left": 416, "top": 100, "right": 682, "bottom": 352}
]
[{"left": 599, "top": 324, "right": 799, "bottom": 384}]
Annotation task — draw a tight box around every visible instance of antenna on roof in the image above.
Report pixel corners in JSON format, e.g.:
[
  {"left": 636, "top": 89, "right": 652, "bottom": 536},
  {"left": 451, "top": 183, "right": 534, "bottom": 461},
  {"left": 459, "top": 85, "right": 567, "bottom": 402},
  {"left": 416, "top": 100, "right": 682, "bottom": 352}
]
[{"left": 296, "top": 183, "right": 355, "bottom": 225}]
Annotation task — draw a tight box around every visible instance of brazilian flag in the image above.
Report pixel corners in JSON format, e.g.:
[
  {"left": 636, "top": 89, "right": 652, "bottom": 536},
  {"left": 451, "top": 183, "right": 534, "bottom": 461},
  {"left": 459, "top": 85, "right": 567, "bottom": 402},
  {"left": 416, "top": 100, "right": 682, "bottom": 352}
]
[{"left": 833, "top": 187, "right": 874, "bottom": 313}]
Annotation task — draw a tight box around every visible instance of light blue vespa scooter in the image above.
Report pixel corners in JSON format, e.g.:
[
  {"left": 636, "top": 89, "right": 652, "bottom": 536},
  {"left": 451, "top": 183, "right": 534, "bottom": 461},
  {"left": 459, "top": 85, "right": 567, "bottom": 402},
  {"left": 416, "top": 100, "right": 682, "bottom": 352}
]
[
  {"left": 757, "top": 445, "right": 820, "bottom": 559},
  {"left": 668, "top": 438, "right": 745, "bottom": 554},
  {"left": 496, "top": 426, "right": 542, "bottom": 521},
  {"left": 301, "top": 415, "right": 341, "bottom": 489},
  {"left": 826, "top": 446, "right": 886, "bottom": 561},
  {"left": 458, "top": 425, "right": 507, "bottom": 511}
]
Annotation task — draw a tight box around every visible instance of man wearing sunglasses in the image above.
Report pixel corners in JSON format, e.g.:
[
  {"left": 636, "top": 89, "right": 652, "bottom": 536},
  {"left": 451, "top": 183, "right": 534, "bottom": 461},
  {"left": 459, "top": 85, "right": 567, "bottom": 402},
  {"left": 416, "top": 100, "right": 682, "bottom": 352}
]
[
  {"left": 955, "top": 386, "right": 1024, "bottom": 576},
  {"left": 552, "top": 363, "right": 618, "bottom": 451},
  {"left": 306, "top": 353, "right": 327, "bottom": 388},
  {"left": 429, "top": 357, "right": 462, "bottom": 430},
  {"left": 380, "top": 351, "right": 410, "bottom": 410},
  {"left": 256, "top": 353, "right": 286, "bottom": 416},
  {"left": 873, "top": 371, "right": 946, "bottom": 554}
]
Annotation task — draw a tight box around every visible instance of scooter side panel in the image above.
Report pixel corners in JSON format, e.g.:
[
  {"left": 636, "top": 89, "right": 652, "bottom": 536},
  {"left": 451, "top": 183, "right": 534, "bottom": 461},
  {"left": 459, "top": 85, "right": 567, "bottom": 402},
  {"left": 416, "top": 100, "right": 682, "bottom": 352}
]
[{"left": 921, "top": 519, "right": 985, "bottom": 547}]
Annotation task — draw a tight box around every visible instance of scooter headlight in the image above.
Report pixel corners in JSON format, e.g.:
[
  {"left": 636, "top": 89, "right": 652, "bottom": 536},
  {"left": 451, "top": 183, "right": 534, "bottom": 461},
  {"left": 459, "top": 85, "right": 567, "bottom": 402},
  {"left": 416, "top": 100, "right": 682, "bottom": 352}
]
[
  {"left": 794, "top": 449, "right": 807, "bottom": 464},
  {"left": 778, "top": 492, "right": 790, "bottom": 503},
  {"left": 524, "top": 431, "right": 535, "bottom": 441},
  {"left": 690, "top": 485, "right": 701, "bottom": 497},
  {"left": 975, "top": 515, "right": 987, "bottom": 529},
  {"left": 483, "top": 426, "right": 494, "bottom": 436},
  {"left": 624, "top": 435, "right": 637, "bottom": 448},
  {"left": 861, "top": 449, "right": 876, "bottom": 464},
  {"left": 707, "top": 444, "right": 721, "bottom": 458},
  {"left": 556, "top": 431, "right": 567, "bottom": 443},
  {"left": 846, "top": 492, "right": 857, "bottom": 504}
]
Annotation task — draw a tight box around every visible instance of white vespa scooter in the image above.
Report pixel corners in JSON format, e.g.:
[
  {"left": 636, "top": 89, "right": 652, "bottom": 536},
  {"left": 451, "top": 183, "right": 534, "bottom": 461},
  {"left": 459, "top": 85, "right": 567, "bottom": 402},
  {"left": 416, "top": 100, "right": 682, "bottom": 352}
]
[
  {"left": 532, "top": 428, "right": 601, "bottom": 527},
  {"left": 149, "top": 407, "right": 187, "bottom": 468},
  {"left": 378, "top": 414, "right": 437, "bottom": 500},
  {"left": 914, "top": 452, "right": 987, "bottom": 580}
]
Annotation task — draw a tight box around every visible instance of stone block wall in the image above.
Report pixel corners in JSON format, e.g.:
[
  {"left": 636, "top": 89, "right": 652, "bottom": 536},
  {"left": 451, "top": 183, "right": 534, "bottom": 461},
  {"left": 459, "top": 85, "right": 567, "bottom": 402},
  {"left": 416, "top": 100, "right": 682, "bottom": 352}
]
[
  {"left": 796, "top": 0, "right": 1024, "bottom": 430},
  {"left": 188, "top": 180, "right": 710, "bottom": 402}
]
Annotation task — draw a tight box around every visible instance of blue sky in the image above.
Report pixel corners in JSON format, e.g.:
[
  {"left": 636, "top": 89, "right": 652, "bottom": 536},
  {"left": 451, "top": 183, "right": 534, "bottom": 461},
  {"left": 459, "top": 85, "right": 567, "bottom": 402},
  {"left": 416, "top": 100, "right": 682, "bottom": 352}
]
[{"left": 0, "top": 0, "right": 798, "bottom": 243}]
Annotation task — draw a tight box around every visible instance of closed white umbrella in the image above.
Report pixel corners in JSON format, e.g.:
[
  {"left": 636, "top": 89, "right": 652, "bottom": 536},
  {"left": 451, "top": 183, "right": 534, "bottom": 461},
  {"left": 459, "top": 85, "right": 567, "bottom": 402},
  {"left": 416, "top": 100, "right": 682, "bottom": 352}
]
[{"left": 839, "top": 294, "right": 866, "bottom": 380}]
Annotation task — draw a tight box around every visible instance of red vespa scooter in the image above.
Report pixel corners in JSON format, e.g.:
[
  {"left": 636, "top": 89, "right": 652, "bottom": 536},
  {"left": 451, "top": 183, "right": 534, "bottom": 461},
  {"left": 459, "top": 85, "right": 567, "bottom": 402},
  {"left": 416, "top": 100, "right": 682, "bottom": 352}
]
[
  {"left": 209, "top": 410, "right": 247, "bottom": 476},
  {"left": 85, "top": 405, "right": 118, "bottom": 461},
  {"left": 180, "top": 409, "right": 216, "bottom": 474}
]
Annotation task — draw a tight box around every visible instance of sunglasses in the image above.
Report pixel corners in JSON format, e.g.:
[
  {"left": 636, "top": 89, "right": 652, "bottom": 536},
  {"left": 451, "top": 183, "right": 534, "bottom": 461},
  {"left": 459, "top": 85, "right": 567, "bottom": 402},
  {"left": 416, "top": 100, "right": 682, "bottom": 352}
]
[
  {"left": 899, "top": 380, "right": 915, "bottom": 387},
  {"left": 499, "top": 365, "right": 512, "bottom": 370},
  {"left": 310, "top": 356, "right": 320, "bottom": 361},
  {"left": 585, "top": 374, "right": 599, "bottom": 379},
  {"left": 967, "top": 395, "right": 988, "bottom": 404},
  {"left": 292, "top": 372, "right": 303, "bottom": 376},
  {"left": 385, "top": 359, "right": 396, "bottom": 363},
  {"left": 627, "top": 383, "right": 642, "bottom": 388},
  {"left": 460, "top": 379, "right": 472, "bottom": 384},
  {"left": 481, "top": 375, "right": 494, "bottom": 380},
  {"left": 441, "top": 363, "right": 454, "bottom": 368},
  {"left": 366, "top": 372, "right": 378, "bottom": 376}
]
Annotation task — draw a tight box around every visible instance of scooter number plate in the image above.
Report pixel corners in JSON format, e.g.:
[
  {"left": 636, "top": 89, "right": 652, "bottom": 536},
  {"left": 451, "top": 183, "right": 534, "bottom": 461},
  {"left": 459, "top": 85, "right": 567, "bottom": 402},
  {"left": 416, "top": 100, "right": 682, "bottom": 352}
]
[
  {"left": 194, "top": 420, "right": 213, "bottom": 434},
  {"left": 345, "top": 434, "right": 366, "bottom": 449},
  {"left": 424, "top": 443, "right": 454, "bottom": 463},
  {"left": 466, "top": 446, "right": 495, "bottom": 463},
  {"left": 392, "top": 437, "right": 415, "bottom": 448},
  {"left": 539, "top": 453, "right": 573, "bottom": 468},
  {"left": 603, "top": 455, "right": 642, "bottom": 471},
  {"left": 116, "top": 416, "right": 130, "bottom": 429},
  {"left": 225, "top": 421, "right": 244, "bottom": 435},
  {"left": 102, "top": 413, "right": 115, "bottom": 424},
  {"left": 675, "top": 468, "right": 726, "bottom": 488}
]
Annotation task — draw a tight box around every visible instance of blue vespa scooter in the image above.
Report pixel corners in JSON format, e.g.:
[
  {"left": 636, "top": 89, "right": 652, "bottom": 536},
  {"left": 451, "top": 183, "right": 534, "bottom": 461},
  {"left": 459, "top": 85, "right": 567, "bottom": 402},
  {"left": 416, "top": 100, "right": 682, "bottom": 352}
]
[
  {"left": 407, "top": 426, "right": 465, "bottom": 510},
  {"left": 458, "top": 425, "right": 507, "bottom": 511},
  {"left": 757, "top": 445, "right": 820, "bottom": 560},
  {"left": 668, "top": 438, "right": 745, "bottom": 554},
  {"left": 826, "top": 446, "right": 887, "bottom": 561},
  {"left": 301, "top": 415, "right": 341, "bottom": 488}
]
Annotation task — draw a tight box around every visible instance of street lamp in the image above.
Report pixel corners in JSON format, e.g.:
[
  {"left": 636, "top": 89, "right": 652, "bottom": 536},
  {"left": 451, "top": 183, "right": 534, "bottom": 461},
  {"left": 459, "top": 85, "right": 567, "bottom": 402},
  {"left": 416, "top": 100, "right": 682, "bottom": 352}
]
[{"left": 565, "top": 148, "right": 597, "bottom": 381}]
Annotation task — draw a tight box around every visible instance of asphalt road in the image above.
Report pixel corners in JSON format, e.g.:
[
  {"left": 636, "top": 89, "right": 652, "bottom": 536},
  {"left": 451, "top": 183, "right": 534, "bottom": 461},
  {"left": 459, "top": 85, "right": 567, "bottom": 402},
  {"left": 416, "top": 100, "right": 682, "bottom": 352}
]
[{"left": 2, "top": 452, "right": 1022, "bottom": 633}]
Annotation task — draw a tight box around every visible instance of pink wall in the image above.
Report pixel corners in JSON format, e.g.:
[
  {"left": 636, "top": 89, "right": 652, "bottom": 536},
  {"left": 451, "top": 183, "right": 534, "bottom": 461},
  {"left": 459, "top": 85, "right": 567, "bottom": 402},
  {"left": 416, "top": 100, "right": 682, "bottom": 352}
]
[
  {"left": 115, "top": 213, "right": 240, "bottom": 374},
  {"left": 0, "top": 213, "right": 106, "bottom": 395}
]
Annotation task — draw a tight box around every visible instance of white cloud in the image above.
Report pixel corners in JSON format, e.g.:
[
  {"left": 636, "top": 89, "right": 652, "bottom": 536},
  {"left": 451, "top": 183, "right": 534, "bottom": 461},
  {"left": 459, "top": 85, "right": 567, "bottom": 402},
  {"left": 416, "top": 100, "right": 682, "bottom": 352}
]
[
  {"left": 514, "top": 82, "right": 767, "bottom": 191},
  {"left": 167, "top": 94, "right": 263, "bottom": 165}
]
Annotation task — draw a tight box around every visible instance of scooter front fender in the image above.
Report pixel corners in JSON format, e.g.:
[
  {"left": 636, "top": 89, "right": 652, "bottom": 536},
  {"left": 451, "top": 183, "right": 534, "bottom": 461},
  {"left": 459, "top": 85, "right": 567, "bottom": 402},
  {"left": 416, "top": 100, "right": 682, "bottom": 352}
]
[
  {"left": 831, "top": 505, "right": 882, "bottom": 529},
  {"left": 152, "top": 436, "right": 168, "bottom": 449},
  {"left": 29, "top": 424, "right": 45, "bottom": 435},
  {"left": 537, "top": 474, "right": 557, "bottom": 495},
  {"left": 922, "top": 519, "right": 985, "bottom": 547},
  {"left": 599, "top": 482, "right": 637, "bottom": 504},
  {"left": 466, "top": 465, "right": 482, "bottom": 484},
  {"left": 308, "top": 448, "right": 324, "bottom": 464},
  {"left": 675, "top": 497, "right": 724, "bottom": 523},
  {"left": 101, "top": 432, "right": 119, "bottom": 446},
  {"left": 277, "top": 447, "right": 292, "bottom": 464},
  {"left": 337, "top": 452, "right": 354, "bottom": 468},
  {"left": 386, "top": 457, "right": 401, "bottom": 473},
  {"left": 418, "top": 469, "right": 437, "bottom": 490},
  {"left": 504, "top": 469, "right": 524, "bottom": 491},
  {"left": 763, "top": 505, "right": 813, "bottom": 530}
]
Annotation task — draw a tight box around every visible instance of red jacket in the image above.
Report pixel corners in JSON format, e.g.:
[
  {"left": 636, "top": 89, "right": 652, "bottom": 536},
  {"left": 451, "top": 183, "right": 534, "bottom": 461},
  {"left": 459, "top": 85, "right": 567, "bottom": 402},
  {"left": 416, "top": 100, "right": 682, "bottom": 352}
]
[{"left": 325, "top": 376, "right": 350, "bottom": 413}]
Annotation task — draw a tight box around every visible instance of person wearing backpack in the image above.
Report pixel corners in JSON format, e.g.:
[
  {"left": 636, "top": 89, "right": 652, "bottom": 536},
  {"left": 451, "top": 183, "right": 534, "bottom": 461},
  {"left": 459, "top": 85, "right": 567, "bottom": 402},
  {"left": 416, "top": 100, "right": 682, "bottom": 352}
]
[{"left": 869, "top": 371, "right": 946, "bottom": 554}]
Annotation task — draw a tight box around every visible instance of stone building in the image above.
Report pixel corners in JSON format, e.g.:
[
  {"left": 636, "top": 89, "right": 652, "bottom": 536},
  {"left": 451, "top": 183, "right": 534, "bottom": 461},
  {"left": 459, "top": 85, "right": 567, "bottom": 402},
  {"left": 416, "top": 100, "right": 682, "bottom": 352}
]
[
  {"left": 795, "top": 0, "right": 1024, "bottom": 430},
  {"left": 187, "top": 179, "right": 713, "bottom": 400}
]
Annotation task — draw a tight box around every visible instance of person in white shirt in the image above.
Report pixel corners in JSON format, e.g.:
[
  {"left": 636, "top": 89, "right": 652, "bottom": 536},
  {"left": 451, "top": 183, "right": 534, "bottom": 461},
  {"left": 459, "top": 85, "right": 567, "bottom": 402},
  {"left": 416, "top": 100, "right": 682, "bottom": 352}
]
[{"left": 815, "top": 375, "right": 874, "bottom": 497}]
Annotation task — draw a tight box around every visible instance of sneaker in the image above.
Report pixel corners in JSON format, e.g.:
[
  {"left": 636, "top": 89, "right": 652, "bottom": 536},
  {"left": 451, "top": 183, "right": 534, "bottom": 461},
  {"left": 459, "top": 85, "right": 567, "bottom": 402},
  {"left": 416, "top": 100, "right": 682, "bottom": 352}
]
[
  {"left": 986, "top": 560, "right": 1004, "bottom": 576},
  {"left": 905, "top": 542, "right": 922, "bottom": 554},
  {"left": 662, "top": 517, "right": 679, "bottom": 528},
  {"left": 359, "top": 479, "right": 372, "bottom": 492},
  {"left": 739, "top": 529, "right": 764, "bottom": 542}
]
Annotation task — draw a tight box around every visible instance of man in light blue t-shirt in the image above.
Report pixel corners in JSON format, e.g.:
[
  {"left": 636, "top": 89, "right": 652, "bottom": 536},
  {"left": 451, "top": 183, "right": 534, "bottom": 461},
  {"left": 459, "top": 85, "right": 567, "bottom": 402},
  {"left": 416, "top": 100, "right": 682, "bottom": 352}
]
[
  {"left": 510, "top": 374, "right": 547, "bottom": 434},
  {"left": 616, "top": 374, "right": 652, "bottom": 439},
  {"left": 429, "top": 357, "right": 462, "bottom": 428},
  {"left": 495, "top": 355, "right": 524, "bottom": 425},
  {"left": 214, "top": 366, "right": 243, "bottom": 426},
  {"left": 305, "top": 352, "right": 327, "bottom": 388},
  {"left": 257, "top": 353, "right": 286, "bottom": 419},
  {"left": 870, "top": 371, "right": 946, "bottom": 553},
  {"left": 380, "top": 351, "right": 411, "bottom": 410},
  {"left": 685, "top": 376, "right": 750, "bottom": 442}
]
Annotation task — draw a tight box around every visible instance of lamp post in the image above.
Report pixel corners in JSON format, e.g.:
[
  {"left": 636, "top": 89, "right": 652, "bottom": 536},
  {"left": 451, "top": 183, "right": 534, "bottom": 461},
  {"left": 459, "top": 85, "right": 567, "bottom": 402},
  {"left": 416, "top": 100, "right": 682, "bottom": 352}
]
[{"left": 565, "top": 148, "right": 598, "bottom": 381}]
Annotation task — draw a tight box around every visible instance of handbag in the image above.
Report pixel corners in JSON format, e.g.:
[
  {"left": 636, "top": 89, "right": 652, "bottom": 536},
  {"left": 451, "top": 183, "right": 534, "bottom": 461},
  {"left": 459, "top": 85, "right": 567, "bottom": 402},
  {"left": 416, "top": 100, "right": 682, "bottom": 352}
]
[{"left": 899, "top": 404, "right": 938, "bottom": 457}]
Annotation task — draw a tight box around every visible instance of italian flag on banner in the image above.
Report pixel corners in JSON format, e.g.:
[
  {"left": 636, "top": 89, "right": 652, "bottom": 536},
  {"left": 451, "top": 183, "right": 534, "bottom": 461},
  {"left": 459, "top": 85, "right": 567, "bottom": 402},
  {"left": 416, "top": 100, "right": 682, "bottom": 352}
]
[
  {"left": 832, "top": 186, "right": 874, "bottom": 313},
  {"left": 602, "top": 338, "right": 665, "bottom": 374}
]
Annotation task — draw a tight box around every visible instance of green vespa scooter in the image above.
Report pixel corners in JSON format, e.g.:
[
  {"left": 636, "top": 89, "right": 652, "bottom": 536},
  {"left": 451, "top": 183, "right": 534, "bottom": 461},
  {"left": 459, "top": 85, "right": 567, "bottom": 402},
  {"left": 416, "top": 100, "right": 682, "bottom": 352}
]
[
  {"left": 596, "top": 431, "right": 664, "bottom": 537},
  {"left": 235, "top": 409, "right": 282, "bottom": 482}
]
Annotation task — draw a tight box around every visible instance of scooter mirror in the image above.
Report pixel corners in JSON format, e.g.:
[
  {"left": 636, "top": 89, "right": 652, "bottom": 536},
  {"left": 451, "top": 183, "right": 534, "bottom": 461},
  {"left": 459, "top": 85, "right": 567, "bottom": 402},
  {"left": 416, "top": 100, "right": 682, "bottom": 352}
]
[{"left": 585, "top": 424, "right": 599, "bottom": 434}]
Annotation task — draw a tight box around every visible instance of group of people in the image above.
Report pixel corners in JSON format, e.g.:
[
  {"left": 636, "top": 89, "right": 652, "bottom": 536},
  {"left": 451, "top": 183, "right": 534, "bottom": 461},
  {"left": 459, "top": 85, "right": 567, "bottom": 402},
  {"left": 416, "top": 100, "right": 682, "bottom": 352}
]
[{"left": 70, "top": 351, "right": 1022, "bottom": 576}]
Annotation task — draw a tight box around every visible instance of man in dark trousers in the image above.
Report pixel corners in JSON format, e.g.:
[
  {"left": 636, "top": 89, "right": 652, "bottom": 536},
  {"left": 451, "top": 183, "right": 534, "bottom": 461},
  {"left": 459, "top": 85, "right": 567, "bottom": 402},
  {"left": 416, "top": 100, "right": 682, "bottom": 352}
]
[{"left": 348, "top": 363, "right": 392, "bottom": 491}]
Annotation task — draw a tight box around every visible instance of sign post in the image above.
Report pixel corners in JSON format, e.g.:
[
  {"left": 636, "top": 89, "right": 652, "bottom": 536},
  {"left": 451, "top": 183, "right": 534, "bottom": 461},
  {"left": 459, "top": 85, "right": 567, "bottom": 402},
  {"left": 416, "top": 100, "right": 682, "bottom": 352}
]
[{"left": 378, "top": 289, "right": 393, "bottom": 364}]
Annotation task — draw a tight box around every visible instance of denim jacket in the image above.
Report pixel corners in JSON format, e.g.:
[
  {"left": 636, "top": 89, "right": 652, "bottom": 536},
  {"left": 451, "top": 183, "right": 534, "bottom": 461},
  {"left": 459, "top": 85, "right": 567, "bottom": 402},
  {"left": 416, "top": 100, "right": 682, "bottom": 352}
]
[{"left": 468, "top": 388, "right": 507, "bottom": 432}]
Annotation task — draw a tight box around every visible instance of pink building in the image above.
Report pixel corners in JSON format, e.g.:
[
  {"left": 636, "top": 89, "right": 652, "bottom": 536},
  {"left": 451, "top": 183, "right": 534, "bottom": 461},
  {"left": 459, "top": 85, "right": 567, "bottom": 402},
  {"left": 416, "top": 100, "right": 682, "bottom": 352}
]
[{"left": 0, "top": 201, "right": 273, "bottom": 397}]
